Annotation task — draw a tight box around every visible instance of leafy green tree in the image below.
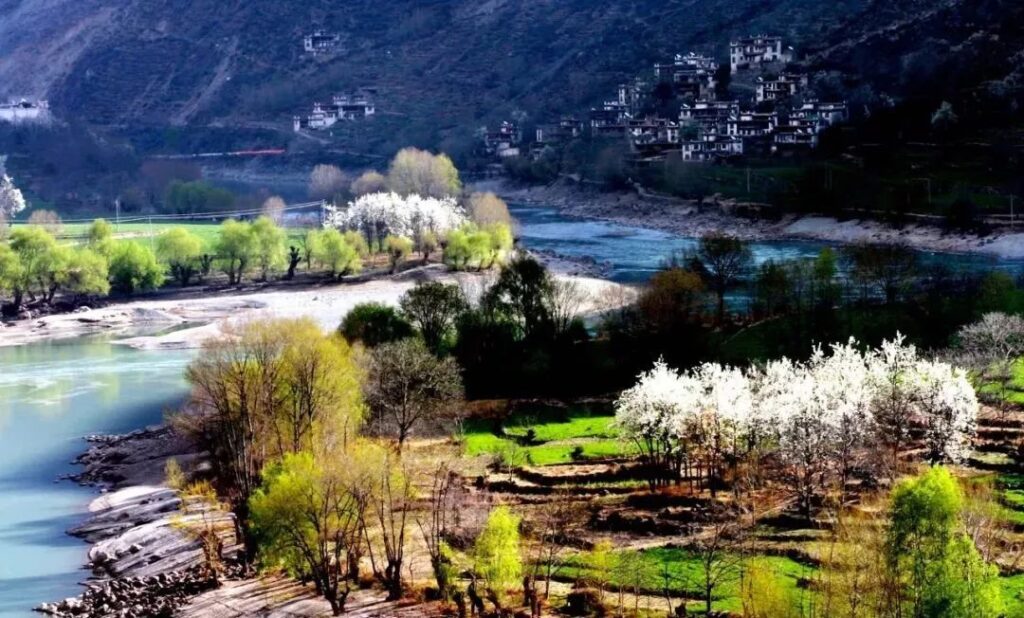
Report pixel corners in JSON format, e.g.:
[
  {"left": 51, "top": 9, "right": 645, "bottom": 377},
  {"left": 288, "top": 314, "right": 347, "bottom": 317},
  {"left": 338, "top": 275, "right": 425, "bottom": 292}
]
[
  {"left": 87, "top": 219, "right": 115, "bottom": 257},
  {"left": 216, "top": 219, "right": 255, "bottom": 284},
  {"left": 343, "top": 230, "right": 369, "bottom": 258},
  {"left": 399, "top": 282, "right": 468, "bottom": 354},
  {"left": 63, "top": 247, "right": 110, "bottom": 299},
  {"left": 474, "top": 506, "right": 523, "bottom": 609},
  {"left": 384, "top": 235, "right": 412, "bottom": 274},
  {"left": 696, "top": 232, "right": 753, "bottom": 324},
  {"left": 250, "top": 215, "right": 285, "bottom": 280},
  {"left": 156, "top": 227, "right": 204, "bottom": 286},
  {"left": 301, "top": 229, "right": 324, "bottom": 270},
  {"left": 249, "top": 450, "right": 368, "bottom": 616},
  {"left": 443, "top": 227, "right": 472, "bottom": 270},
  {"left": 164, "top": 180, "right": 235, "bottom": 215},
  {"left": 0, "top": 243, "right": 25, "bottom": 311},
  {"left": 9, "top": 226, "right": 68, "bottom": 302},
  {"left": 387, "top": 148, "right": 462, "bottom": 198},
  {"left": 886, "top": 467, "right": 1002, "bottom": 618},
  {"left": 314, "top": 228, "right": 361, "bottom": 278},
  {"left": 339, "top": 303, "right": 413, "bottom": 348},
  {"left": 483, "top": 255, "right": 555, "bottom": 341},
  {"left": 109, "top": 241, "right": 164, "bottom": 293}
]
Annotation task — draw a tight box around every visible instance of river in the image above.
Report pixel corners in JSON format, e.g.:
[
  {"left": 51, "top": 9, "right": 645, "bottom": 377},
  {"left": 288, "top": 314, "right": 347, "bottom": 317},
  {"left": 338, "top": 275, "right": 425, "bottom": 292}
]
[
  {"left": 509, "top": 203, "right": 1024, "bottom": 285},
  {"left": 0, "top": 340, "right": 191, "bottom": 618}
]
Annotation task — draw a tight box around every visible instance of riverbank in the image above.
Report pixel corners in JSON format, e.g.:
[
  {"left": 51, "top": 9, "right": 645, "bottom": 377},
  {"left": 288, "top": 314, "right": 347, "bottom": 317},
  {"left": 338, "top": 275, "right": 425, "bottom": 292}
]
[
  {"left": 1, "top": 262, "right": 628, "bottom": 350},
  {"left": 37, "top": 426, "right": 242, "bottom": 618},
  {"left": 483, "top": 179, "right": 1024, "bottom": 260}
]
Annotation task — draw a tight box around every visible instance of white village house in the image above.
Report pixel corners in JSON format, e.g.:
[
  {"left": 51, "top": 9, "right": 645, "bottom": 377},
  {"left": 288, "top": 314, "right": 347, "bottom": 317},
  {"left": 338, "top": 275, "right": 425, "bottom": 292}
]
[
  {"left": 0, "top": 99, "right": 49, "bottom": 124},
  {"left": 294, "top": 91, "right": 376, "bottom": 131},
  {"left": 730, "top": 35, "right": 792, "bottom": 72},
  {"left": 303, "top": 30, "right": 340, "bottom": 55}
]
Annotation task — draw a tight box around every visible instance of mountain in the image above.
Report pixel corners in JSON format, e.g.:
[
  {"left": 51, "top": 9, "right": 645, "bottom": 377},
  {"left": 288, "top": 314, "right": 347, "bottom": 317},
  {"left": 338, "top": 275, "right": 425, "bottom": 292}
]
[{"left": 0, "top": 0, "right": 1020, "bottom": 158}]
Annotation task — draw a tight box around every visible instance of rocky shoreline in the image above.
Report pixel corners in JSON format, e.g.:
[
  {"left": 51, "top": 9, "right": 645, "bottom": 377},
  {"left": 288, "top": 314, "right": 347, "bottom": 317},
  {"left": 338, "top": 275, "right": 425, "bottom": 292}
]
[{"left": 37, "top": 427, "right": 242, "bottom": 618}]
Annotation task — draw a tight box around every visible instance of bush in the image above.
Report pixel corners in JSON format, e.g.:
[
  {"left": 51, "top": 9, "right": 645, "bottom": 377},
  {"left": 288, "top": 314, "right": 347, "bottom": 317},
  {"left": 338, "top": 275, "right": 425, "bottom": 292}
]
[{"left": 339, "top": 302, "right": 413, "bottom": 347}]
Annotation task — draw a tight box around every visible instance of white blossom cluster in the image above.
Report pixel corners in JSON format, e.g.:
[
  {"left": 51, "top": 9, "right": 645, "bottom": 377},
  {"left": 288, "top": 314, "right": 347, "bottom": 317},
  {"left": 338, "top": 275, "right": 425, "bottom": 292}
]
[
  {"left": 324, "top": 192, "right": 467, "bottom": 240},
  {"left": 615, "top": 335, "right": 978, "bottom": 490}
]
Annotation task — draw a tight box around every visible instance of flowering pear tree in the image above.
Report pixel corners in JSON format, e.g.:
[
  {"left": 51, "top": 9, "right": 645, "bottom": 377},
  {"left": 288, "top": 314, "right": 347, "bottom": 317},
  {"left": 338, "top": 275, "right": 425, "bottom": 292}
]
[{"left": 694, "top": 363, "right": 753, "bottom": 495}]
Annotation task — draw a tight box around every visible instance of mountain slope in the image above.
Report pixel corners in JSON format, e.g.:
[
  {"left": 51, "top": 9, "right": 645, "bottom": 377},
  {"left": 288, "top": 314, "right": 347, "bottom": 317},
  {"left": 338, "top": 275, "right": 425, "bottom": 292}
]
[{"left": 0, "top": 0, "right": 1019, "bottom": 156}]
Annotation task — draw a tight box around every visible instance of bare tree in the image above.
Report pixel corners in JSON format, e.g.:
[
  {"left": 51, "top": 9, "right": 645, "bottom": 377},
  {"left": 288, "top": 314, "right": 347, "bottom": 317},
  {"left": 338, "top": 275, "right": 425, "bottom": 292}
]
[
  {"left": 309, "top": 164, "right": 350, "bottom": 202},
  {"left": 845, "top": 242, "right": 918, "bottom": 304},
  {"left": 364, "top": 338, "right": 464, "bottom": 450},
  {"left": 547, "top": 278, "right": 589, "bottom": 336},
  {"left": 367, "top": 451, "right": 414, "bottom": 600},
  {"left": 527, "top": 491, "right": 581, "bottom": 599},
  {"left": 417, "top": 460, "right": 461, "bottom": 599},
  {"left": 689, "top": 504, "right": 747, "bottom": 614},
  {"left": 261, "top": 196, "right": 287, "bottom": 223}
]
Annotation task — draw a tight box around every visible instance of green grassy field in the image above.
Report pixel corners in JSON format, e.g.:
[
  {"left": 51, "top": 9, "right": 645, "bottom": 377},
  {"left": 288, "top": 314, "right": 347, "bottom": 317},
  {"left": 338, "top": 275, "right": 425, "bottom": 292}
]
[
  {"left": 11, "top": 221, "right": 312, "bottom": 248},
  {"left": 559, "top": 547, "right": 815, "bottom": 614},
  {"left": 462, "top": 405, "right": 636, "bottom": 466}
]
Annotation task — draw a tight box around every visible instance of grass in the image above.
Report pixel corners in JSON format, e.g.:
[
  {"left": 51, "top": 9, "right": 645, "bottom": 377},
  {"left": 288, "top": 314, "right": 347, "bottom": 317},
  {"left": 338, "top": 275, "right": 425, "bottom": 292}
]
[
  {"left": 1000, "top": 573, "right": 1024, "bottom": 614},
  {"left": 462, "top": 404, "right": 636, "bottom": 466},
  {"left": 558, "top": 547, "right": 816, "bottom": 614}
]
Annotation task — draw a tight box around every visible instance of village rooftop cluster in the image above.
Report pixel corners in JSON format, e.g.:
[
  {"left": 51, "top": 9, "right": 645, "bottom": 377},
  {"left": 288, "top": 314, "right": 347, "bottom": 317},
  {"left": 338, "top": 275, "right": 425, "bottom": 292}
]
[{"left": 483, "top": 35, "right": 848, "bottom": 163}]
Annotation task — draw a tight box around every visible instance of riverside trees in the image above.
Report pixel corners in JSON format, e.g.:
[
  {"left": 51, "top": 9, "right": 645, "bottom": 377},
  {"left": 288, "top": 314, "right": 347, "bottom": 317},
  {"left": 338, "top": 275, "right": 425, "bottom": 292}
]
[{"left": 615, "top": 336, "right": 979, "bottom": 515}]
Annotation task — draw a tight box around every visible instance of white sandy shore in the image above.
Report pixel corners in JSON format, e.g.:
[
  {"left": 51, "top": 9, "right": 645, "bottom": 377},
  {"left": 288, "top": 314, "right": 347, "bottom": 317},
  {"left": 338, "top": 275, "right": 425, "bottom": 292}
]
[
  {"left": 484, "top": 180, "right": 1024, "bottom": 260},
  {"left": 0, "top": 263, "right": 632, "bottom": 350}
]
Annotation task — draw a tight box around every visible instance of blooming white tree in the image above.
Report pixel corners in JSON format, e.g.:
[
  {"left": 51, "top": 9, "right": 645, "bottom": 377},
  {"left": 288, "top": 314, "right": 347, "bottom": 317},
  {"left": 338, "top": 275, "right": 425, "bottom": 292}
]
[
  {"left": 866, "top": 334, "right": 922, "bottom": 475},
  {"left": 324, "top": 192, "right": 467, "bottom": 248},
  {"left": 811, "top": 340, "right": 873, "bottom": 491},
  {"left": 615, "top": 360, "right": 701, "bottom": 489},
  {"left": 693, "top": 363, "right": 753, "bottom": 495},
  {"left": 0, "top": 172, "right": 26, "bottom": 220},
  {"left": 914, "top": 359, "right": 978, "bottom": 464}
]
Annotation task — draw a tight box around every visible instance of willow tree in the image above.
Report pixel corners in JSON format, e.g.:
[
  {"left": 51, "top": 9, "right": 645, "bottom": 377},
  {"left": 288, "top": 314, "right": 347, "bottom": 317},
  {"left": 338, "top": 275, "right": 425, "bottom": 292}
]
[{"left": 249, "top": 450, "right": 370, "bottom": 615}]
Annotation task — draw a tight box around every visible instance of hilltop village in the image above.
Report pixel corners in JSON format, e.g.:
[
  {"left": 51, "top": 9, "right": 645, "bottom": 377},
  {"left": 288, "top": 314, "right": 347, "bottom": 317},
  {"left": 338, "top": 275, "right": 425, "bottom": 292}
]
[{"left": 482, "top": 35, "right": 848, "bottom": 165}]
